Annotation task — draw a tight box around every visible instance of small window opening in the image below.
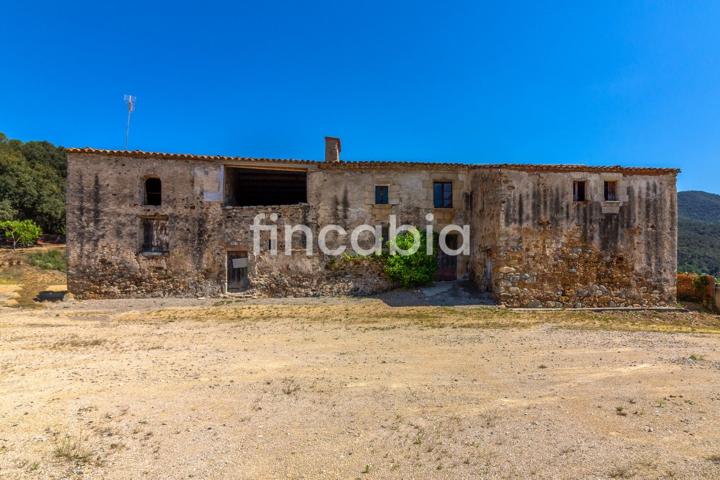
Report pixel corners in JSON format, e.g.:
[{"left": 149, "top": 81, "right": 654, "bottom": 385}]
[
  {"left": 224, "top": 167, "right": 307, "bottom": 206},
  {"left": 604, "top": 181, "right": 618, "bottom": 201},
  {"left": 141, "top": 218, "right": 168, "bottom": 254},
  {"left": 375, "top": 185, "right": 389, "bottom": 205},
  {"left": 144, "top": 178, "right": 162, "bottom": 206},
  {"left": 573, "top": 181, "right": 587, "bottom": 202},
  {"left": 291, "top": 230, "right": 308, "bottom": 249},
  {"left": 433, "top": 182, "right": 453, "bottom": 208}
]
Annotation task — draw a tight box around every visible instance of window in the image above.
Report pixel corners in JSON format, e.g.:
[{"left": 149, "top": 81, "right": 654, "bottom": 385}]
[
  {"left": 573, "top": 181, "right": 587, "bottom": 202},
  {"left": 144, "top": 178, "right": 162, "bottom": 206},
  {"left": 141, "top": 218, "right": 168, "bottom": 254},
  {"left": 433, "top": 182, "right": 453, "bottom": 208},
  {"left": 375, "top": 185, "right": 389, "bottom": 205},
  {"left": 604, "top": 181, "right": 618, "bottom": 201}
]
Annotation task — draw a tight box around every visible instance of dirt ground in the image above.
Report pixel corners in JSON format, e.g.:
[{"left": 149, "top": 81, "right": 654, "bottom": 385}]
[
  {"left": 1, "top": 297, "right": 720, "bottom": 479},
  {"left": 0, "top": 246, "right": 66, "bottom": 308}
]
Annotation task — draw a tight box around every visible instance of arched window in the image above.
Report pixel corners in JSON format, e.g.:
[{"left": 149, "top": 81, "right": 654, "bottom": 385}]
[{"left": 144, "top": 178, "right": 161, "bottom": 206}]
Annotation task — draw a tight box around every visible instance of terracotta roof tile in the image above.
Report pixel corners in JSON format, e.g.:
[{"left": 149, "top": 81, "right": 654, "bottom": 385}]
[
  {"left": 66, "top": 148, "right": 317, "bottom": 165},
  {"left": 66, "top": 148, "right": 680, "bottom": 175}
]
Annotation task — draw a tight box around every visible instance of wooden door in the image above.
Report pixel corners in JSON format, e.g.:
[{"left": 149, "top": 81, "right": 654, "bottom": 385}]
[{"left": 435, "top": 234, "right": 458, "bottom": 281}]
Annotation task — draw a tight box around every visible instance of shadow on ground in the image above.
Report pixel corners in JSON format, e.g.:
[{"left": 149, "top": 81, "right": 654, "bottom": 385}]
[{"left": 374, "top": 280, "right": 496, "bottom": 307}]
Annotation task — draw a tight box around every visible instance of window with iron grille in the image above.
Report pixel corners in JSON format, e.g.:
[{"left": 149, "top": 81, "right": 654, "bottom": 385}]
[{"left": 141, "top": 217, "right": 168, "bottom": 254}]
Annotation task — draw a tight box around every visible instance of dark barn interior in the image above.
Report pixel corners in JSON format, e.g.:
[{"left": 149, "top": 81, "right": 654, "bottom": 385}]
[{"left": 224, "top": 167, "right": 307, "bottom": 206}]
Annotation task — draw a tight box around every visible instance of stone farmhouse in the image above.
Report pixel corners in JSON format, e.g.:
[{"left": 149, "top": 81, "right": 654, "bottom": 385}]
[{"left": 66, "top": 137, "right": 679, "bottom": 307}]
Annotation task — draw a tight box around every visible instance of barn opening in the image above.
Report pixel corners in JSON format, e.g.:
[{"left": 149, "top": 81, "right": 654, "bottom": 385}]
[{"left": 224, "top": 167, "right": 307, "bottom": 206}]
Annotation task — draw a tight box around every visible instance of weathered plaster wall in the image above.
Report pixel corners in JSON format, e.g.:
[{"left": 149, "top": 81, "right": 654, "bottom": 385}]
[
  {"left": 220, "top": 203, "right": 392, "bottom": 296},
  {"left": 492, "top": 170, "right": 677, "bottom": 307},
  {"left": 67, "top": 152, "right": 678, "bottom": 306},
  {"left": 468, "top": 170, "right": 503, "bottom": 292},
  {"left": 66, "top": 154, "right": 394, "bottom": 298},
  {"left": 311, "top": 166, "right": 473, "bottom": 278},
  {"left": 66, "top": 153, "right": 225, "bottom": 298}
]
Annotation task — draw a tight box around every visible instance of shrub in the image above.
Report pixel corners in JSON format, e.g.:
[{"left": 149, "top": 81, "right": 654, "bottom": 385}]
[
  {"left": 677, "top": 272, "right": 716, "bottom": 308},
  {"left": 677, "top": 273, "right": 701, "bottom": 301},
  {"left": 27, "top": 249, "right": 66, "bottom": 272},
  {"left": 0, "top": 219, "right": 42, "bottom": 248},
  {"left": 383, "top": 229, "right": 437, "bottom": 287}
]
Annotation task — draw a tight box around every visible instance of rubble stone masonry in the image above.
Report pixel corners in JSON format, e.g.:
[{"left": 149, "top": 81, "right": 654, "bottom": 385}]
[
  {"left": 66, "top": 147, "right": 678, "bottom": 307},
  {"left": 491, "top": 170, "right": 677, "bottom": 307}
]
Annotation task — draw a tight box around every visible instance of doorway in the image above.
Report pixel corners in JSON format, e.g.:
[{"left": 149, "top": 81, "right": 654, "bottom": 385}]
[
  {"left": 435, "top": 234, "right": 458, "bottom": 281},
  {"left": 227, "top": 251, "right": 249, "bottom": 292}
]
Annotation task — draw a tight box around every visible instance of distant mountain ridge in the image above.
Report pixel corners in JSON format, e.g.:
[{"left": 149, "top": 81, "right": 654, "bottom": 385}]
[
  {"left": 678, "top": 190, "right": 720, "bottom": 275},
  {"left": 678, "top": 190, "right": 720, "bottom": 223}
]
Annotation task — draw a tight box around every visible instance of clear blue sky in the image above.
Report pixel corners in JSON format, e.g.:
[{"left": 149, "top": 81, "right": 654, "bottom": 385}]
[{"left": 1, "top": 1, "right": 718, "bottom": 193}]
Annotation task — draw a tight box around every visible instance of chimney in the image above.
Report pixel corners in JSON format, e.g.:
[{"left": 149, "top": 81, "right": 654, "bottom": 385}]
[{"left": 324, "top": 136, "right": 341, "bottom": 163}]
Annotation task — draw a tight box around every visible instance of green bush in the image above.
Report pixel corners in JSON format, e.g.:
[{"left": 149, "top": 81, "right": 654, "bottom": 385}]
[
  {"left": 27, "top": 249, "right": 66, "bottom": 272},
  {"left": 0, "top": 219, "right": 42, "bottom": 248},
  {"left": 383, "top": 229, "right": 437, "bottom": 287}
]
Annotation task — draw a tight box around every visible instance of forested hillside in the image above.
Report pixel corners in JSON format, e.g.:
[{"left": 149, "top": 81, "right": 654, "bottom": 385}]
[
  {"left": 0, "top": 133, "right": 66, "bottom": 235},
  {"left": 678, "top": 190, "right": 720, "bottom": 275}
]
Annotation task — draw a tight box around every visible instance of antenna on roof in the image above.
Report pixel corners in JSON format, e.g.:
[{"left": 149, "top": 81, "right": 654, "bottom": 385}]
[{"left": 123, "top": 94, "right": 136, "bottom": 150}]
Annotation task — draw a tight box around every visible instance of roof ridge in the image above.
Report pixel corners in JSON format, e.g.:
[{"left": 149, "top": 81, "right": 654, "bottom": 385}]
[{"left": 66, "top": 148, "right": 680, "bottom": 175}]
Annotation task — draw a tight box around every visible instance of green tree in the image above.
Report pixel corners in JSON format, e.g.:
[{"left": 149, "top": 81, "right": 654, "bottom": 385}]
[
  {"left": 0, "top": 134, "right": 66, "bottom": 234},
  {"left": 0, "top": 220, "right": 42, "bottom": 249},
  {"left": 0, "top": 199, "right": 16, "bottom": 221},
  {"left": 383, "top": 229, "right": 438, "bottom": 287}
]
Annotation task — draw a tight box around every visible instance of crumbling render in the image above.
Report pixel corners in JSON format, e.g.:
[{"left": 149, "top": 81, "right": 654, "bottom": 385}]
[{"left": 65, "top": 139, "right": 679, "bottom": 307}]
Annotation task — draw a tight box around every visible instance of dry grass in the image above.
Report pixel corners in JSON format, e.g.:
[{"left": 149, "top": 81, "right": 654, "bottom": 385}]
[
  {"left": 53, "top": 435, "right": 95, "bottom": 465},
  {"left": 115, "top": 301, "right": 720, "bottom": 334},
  {"left": 50, "top": 335, "right": 106, "bottom": 350}
]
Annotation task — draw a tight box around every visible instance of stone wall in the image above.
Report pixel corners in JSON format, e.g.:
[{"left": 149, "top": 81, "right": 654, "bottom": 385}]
[
  {"left": 468, "top": 170, "right": 503, "bottom": 291},
  {"left": 66, "top": 153, "right": 226, "bottom": 298},
  {"left": 491, "top": 170, "right": 678, "bottom": 307},
  {"left": 221, "top": 204, "right": 393, "bottom": 296},
  {"left": 66, "top": 153, "right": 402, "bottom": 298},
  {"left": 66, "top": 150, "right": 678, "bottom": 306},
  {"left": 311, "top": 166, "right": 473, "bottom": 278}
]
